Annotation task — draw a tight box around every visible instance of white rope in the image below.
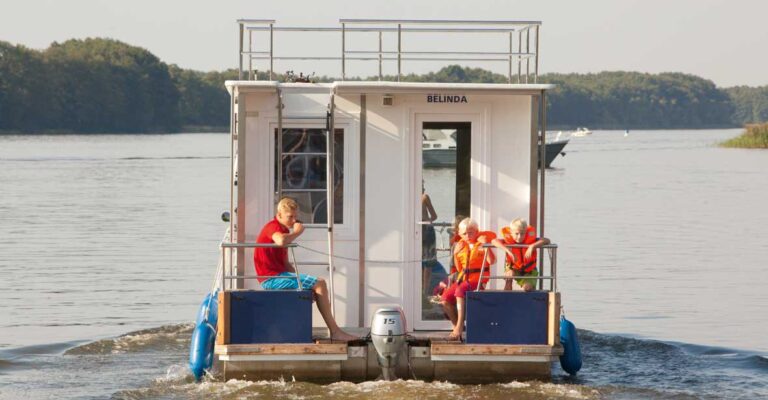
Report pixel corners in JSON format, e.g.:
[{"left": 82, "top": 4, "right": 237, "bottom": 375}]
[
  {"left": 209, "top": 227, "right": 230, "bottom": 293},
  {"left": 297, "top": 243, "right": 453, "bottom": 265}
]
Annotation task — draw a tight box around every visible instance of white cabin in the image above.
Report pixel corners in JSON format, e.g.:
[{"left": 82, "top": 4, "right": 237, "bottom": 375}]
[{"left": 223, "top": 19, "right": 554, "bottom": 331}]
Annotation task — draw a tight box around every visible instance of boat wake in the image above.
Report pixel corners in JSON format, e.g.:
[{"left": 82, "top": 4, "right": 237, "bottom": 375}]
[
  {"left": 65, "top": 323, "right": 192, "bottom": 355},
  {"left": 112, "top": 376, "right": 601, "bottom": 400},
  {"left": 3, "top": 325, "right": 766, "bottom": 399}
]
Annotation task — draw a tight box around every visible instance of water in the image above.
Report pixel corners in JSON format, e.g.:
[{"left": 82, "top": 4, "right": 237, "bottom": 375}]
[{"left": 1, "top": 130, "right": 766, "bottom": 399}]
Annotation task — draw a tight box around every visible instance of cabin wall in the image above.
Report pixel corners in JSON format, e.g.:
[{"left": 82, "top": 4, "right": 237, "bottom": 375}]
[
  {"left": 238, "top": 87, "right": 361, "bottom": 328},
  {"left": 337, "top": 92, "right": 535, "bottom": 325},
  {"left": 233, "top": 85, "right": 539, "bottom": 329},
  {"left": 486, "top": 94, "right": 537, "bottom": 288}
]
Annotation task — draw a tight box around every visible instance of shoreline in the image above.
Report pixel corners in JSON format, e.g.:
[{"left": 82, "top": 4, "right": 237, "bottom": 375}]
[{"left": 719, "top": 123, "right": 768, "bottom": 148}]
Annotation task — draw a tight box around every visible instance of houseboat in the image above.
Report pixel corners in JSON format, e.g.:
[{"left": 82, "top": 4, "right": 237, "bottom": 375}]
[{"left": 195, "top": 19, "right": 570, "bottom": 383}]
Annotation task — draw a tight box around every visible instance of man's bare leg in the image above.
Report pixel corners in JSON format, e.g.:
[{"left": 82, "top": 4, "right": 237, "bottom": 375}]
[{"left": 313, "top": 279, "right": 357, "bottom": 341}]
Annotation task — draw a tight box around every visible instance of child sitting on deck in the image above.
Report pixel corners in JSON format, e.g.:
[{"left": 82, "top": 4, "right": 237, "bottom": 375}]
[
  {"left": 491, "top": 218, "right": 550, "bottom": 292},
  {"left": 441, "top": 218, "right": 496, "bottom": 341}
]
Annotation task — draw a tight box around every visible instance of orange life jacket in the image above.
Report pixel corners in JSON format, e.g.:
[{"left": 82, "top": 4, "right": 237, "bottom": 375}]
[
  {"left": 500, "top": 225, "right": 538, "bottom": 273},
  {"left": 454, "top": 231, "right": 496, "bottom": 285}
]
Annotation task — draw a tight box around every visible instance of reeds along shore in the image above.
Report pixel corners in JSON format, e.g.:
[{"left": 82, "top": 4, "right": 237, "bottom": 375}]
[{"left": 720, "top": 123, "right": 768, "bottom": 148}]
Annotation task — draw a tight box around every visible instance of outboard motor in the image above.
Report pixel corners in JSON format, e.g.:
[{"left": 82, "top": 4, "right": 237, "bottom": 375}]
[{"left": 370, "top": 307, "right": 407, "bottom": 380}]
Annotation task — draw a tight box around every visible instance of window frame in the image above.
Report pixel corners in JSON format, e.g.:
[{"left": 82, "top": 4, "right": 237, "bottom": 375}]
[{"left": 269, "top": 121, "right": 352, "bottom": 233}]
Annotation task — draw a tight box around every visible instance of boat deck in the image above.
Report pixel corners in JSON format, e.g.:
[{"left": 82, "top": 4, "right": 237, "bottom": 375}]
[{"left": 215, "top": 327, "right": 563, "bottom": 382}]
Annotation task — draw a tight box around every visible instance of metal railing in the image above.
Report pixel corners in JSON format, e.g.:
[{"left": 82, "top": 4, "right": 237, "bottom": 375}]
[
  {"left": 478, "top": 243, "right": 558, "bottom": 292},
  {"left": 217, "top": 235, "right": 558, "bottom": 293},
  {"left": 219, "top": 242, "right": 307, "bottom": 291},
  {"left": 237, "top": 19, "right": 541, "bottom": 83},
  {"left": 443, "top": 241, "right": 558, "bottom": 292}
]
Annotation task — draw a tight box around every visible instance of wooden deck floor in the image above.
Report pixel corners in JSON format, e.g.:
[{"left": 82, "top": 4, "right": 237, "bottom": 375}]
[{"left": 311, "top": 327, "right": 460, "bottom": 344}]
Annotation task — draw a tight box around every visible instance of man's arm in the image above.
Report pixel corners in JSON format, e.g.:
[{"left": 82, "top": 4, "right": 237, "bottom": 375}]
[{"left": 271, "top": 222, "right": 305, "bottom": 246}]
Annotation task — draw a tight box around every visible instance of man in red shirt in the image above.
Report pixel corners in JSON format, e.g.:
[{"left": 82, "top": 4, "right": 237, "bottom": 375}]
[{"left": 254, "top": 197, "right": 356, "bottom": 342}]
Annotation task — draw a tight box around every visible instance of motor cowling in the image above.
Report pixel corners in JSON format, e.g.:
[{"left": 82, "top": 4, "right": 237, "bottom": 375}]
[{"left": 370, "top": 307, "right": 407, "bottom": 380}]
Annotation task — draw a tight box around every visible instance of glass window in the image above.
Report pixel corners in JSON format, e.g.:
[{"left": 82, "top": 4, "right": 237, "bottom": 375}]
[
  {"left": 421, "top": 122, "right": 471, "bottom": 321},
  {"left": 275, "top": 128, "right": 343, "bottom": 224}
]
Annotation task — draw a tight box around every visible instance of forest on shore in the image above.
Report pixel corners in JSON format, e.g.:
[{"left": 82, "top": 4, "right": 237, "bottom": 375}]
[{"left": 1, "top": 38, "right": 766, "bottom": 133}]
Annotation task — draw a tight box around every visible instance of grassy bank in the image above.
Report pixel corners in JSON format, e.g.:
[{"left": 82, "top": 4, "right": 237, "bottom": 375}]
[{"left": 720, "top": 123, "right": 768, "bottom": 148}]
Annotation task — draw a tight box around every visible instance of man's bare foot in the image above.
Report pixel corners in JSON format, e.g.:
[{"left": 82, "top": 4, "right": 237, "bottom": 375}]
[
  {"left": 447, "top": 330, "right": 462, "bottom": 341},
  {"left": 330, "top": 330, "right": 358, "bottom": 342}
]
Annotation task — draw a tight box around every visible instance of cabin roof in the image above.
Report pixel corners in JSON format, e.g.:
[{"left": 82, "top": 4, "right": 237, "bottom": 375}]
[{"left": 225, "top": 80, "right": 554, "bottom": 95}]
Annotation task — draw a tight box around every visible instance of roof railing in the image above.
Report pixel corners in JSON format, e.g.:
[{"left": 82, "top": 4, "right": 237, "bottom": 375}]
[{"left": 237, "top": 19, "right": 541, "bottom": 83}]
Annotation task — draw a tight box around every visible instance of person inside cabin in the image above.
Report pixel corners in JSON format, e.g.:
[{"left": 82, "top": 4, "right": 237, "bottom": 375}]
[
  {"left": 421, "top": 182, "right": 438, "bottom": 296},
  {"left": 441, "top": 218, "right": 496, "bottom": 341},
  {"left": 491, "top": 218, "right": 550, "bottom": 292},
  {"left": 429, "top": 214, "right": 466, "bottom": 309},
  {"left": 254, "top": 197, "right": 357, "bottom": 342}
]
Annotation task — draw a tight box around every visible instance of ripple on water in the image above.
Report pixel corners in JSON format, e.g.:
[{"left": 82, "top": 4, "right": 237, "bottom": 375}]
[{"left": 65, "top": 323, "right": 192, "bottom": 355}]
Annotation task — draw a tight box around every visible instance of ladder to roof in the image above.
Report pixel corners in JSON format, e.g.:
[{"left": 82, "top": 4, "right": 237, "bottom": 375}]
[{"left": 275, "top": 87, "right": 338, "bottom": 317}]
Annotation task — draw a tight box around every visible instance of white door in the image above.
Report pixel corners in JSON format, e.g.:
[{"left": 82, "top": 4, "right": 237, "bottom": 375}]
[{"left": 412, "top": 113, "right": 484, "bottom": 330}]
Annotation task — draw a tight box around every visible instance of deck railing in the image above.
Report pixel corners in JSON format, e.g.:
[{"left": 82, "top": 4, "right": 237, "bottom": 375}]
[
  {"left": 219, "top": 242, "right": 305, "bottom": 291},
  {"left": 480, "top": 243, "right": 559, "bottom": 292},
  {"left": 426, "top": 221, "right": 558, "bottom": 292},
  {"left": 237, "top": 19, "right": 541, "bottom": 83},
  {"left": 217, "top": 233, "right": 558, "bottom": 292}
]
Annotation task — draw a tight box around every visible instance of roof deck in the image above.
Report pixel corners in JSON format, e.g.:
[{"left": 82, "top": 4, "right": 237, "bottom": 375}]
[{"left": 236, "top": 19, "right": 542, "bottom": 83}]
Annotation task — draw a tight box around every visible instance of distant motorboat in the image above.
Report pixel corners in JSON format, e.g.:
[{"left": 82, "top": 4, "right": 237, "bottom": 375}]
[
  {"left": 570, "top": 127, "right": 592, "bottom": 137},
  {"left": 422, "top": 129, "right": 457, "bottom": 168},
  {"left": 544, "top": 138, "right": 569, "bottom": 168},
  {"left": 423, "top": 130, "right": 568, "bottom": 168}
]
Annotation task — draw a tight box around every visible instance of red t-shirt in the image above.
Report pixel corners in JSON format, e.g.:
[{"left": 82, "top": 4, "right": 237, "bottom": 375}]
[{"left": 254, "top": 217, "right": 289, "bottom": 280}]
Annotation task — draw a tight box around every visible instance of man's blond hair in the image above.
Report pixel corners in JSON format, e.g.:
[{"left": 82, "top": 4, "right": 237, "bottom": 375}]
[{"left": 277, "top": 197, "right": 299, "bottom": 214}]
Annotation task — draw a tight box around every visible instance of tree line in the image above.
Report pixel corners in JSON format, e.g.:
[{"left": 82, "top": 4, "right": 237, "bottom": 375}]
[{"left": 1, "top": 38, "right": 766, "bottom": 133}]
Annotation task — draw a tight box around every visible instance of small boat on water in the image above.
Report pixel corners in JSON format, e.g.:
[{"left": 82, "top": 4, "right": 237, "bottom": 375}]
[
  {"left": 190, "top": 18, "right": 580, "bottom": 384},
  {"left": 423, "top": 129, "right": 568, "bottom": 168},
  {"left": 570, "top": 127, "right": 592, "bottom": 137}
]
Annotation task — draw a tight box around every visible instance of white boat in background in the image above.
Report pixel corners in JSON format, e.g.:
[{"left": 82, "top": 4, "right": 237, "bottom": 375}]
[
  {"left": 422, "top": 129, "right": 457, "bottom": 167},
  {"left": 425, "top": 129, "right": 569, "bottom": 168},
  {"left": 570, "top": 127, "right": 592, "bottom": 137}
]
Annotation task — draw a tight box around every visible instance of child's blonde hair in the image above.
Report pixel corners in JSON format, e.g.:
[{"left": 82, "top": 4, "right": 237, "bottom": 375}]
[
  {"left": 459, "top": 217, "right": 478, "bottom": 233},
  {"left": 277, "top": 197, "right": 299, "bottom": 213},
  {"left": 509, "top": 218, "right": 528, "bottom": 232}
]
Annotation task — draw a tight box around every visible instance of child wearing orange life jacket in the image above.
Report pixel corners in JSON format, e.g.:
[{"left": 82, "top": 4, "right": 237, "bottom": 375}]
[
  {"left": 491, "top": 218, "right": 550, "bottom": 292},
  {"left": 441, "top": 218, "right": 496, "bottom": 341}
]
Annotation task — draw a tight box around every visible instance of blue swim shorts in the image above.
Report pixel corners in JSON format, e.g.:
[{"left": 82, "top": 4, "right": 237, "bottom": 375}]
[{"left": 261, "top": 272, "right": 318, "bottom": 290}]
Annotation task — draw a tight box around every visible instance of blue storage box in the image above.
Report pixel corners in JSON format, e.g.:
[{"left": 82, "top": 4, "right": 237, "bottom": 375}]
[
  {"left": 228, "top": 290, "right": 313, "bottom": 344},
  {"left": 465, "top": 291, "right": 548, "bottom": 344}
]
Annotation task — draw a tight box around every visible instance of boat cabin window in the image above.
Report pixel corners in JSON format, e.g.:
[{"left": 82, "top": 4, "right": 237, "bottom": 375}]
[
  {"left": 274, "top": 128, "right": 344, "bottom": 224},
  {"left": 421, "top": 122, "right": 471, "bottom": 321}
]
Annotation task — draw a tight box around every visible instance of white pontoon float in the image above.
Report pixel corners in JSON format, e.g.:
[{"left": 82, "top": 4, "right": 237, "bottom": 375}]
[{"left": 208, "top": 19, "right": 566, "bottom": 383}]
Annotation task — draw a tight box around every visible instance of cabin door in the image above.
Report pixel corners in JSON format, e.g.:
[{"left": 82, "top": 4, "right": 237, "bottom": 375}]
[{"left": 412, "top": 114, "right": 480, "bottom": 330}]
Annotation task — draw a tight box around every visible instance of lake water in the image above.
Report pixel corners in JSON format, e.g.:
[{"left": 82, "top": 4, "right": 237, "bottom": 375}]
[{"left": 1, "top": 130, "right": 766, "bottom": 399}]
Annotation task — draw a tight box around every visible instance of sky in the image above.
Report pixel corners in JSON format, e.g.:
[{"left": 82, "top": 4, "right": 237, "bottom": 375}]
[{"left": 1, "top": 0, "right": 767, "bottom": 87}]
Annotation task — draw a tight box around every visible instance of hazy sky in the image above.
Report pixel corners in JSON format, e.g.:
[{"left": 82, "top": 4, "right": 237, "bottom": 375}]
[{"left": 2, "top": 0, "right": 766, "bottom": 87}]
